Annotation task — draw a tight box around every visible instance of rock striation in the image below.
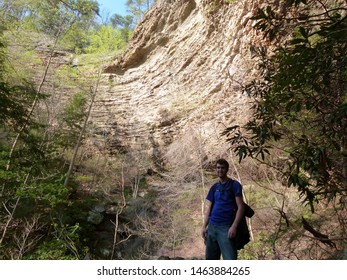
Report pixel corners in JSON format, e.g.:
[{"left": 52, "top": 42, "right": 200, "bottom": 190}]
[{"left": 91, "top": 0, "right": 265, "bottom": 163}]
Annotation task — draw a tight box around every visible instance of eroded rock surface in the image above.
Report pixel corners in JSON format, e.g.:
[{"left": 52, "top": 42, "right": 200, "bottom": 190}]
[{"left": 90, "top": 0, "right": 265, "bottom": 160}]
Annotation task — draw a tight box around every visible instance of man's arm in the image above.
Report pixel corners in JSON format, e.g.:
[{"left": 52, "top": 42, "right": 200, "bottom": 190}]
[
  {"left": 228, "top": 196, "right": 245, "bottom": 239},
  {"left": 201, "top": 200, "right": 212, "bottom": 239}
]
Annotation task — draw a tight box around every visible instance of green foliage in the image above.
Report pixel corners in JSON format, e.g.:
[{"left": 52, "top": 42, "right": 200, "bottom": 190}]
[
  {"left": 60, "top": 0, "right": 99, "bottom": 52},
  {"left": 24, "top": 222, "right": 88, "bottom": 260},
  {"left": 0, "top": 0, "right": 37, "bottom": 29},
  {"left": 1, "top": 0, "right": 100, "bottom": 52},
  {"left": 109, "top": 0, "right": 155, "bottom": 43},
  {"left": 62, "top": 92, "right": 88, "bottom": 130},
  {"left": 0, "top": 82, "right": 35, "bottom": 129},
  {"left": 238, "top": 231, "right": 275, "bottom": 260},
  {"left": 110, "top": 14, "right": 134, "bottom": 43},
  {"left": 224, "top": 1, "right": 347, "bottom": 210},
  {"left": 54, "top": 64, "right": 80, "bottom": 87},
  {"left": 1, "top": 0, "right": 136, "bottom": 55},
  {"left": 85, "top": 24, "right": 127, "bottom": 54},
  {"left": 24, "top": 238, "right": 78, "bottom": 260},
  {"left": 0, "top": 35, "right": 38, "bottom": 131},
  {"left": 126, "top": 0, "right": 156, "bottom": 25},
  {"left": 16, "top": 182, "right": 70, "bottom": 208},
  {"left": 0, "top": 28, "right": 90, "bottom": 260},
  {"left": 0, "top": 0, "right": 128, "bottom": 260},
  {"left": 49, "top": 91, "right": 88, "bottom": 150}
]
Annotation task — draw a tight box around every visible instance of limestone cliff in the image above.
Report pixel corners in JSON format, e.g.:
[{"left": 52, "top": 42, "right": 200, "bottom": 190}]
[{"left": 91, "top": 0, "right": 265, "bottom": 161}]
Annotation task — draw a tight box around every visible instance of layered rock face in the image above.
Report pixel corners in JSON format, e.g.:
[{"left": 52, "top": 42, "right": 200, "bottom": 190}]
[{"left": 91, "top": 0, "right": 264, "bottom": 162}]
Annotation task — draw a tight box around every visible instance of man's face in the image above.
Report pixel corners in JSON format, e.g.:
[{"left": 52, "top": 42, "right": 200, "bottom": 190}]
[{"left": 216, "top": 163, "right": 228, "bottom": 178}]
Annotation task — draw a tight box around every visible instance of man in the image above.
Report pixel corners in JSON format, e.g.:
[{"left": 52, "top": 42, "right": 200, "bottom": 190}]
[{"left": 201, "top": 158, "right": 245, "bottom": 260}]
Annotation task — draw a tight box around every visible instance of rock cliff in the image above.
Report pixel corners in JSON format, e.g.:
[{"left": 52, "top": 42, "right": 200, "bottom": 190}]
[{"left": 91, "top": 0, "right": 265, "bottom": 162}]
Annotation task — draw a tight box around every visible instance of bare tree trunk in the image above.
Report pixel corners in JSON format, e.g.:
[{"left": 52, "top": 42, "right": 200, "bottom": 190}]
[
  {"left": 111, "top": 165, "right": 128, "bottom": 260},
  {"left": 0, "top": 197, "right": 20, "bottom": 246},
  {"left": 197, "top": 130, "right": 206, "bottom": 224},
  {"left": 133, "top": 175, "right": 140, "bottom": 198},
  {"left": 4, "top": 28, "right": 62, "bottom": 174},
  {"left": 63, "top": 70, "right": 101, "bottom": 187}
]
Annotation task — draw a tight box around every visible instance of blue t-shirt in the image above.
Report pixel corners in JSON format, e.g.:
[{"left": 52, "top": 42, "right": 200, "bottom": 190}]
[{"left": 206, "top": 179, "right": 243, "bottom": 226}]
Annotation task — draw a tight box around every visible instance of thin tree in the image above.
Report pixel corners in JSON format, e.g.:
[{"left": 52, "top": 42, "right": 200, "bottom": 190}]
[{"left": 64, "top": 69, "right": 101, "bottom": 187}]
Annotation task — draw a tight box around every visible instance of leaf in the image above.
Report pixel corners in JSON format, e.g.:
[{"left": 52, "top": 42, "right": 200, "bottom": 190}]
[{"left": 299, "top": 27, "right": 308, "bottom": 38}]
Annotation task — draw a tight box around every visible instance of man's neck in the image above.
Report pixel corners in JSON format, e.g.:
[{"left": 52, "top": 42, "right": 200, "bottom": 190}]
[{"left": 219, "top": 177, "right": 229, "bottom": 184}]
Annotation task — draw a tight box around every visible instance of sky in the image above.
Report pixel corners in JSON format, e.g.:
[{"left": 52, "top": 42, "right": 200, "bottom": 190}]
[{"left": 97, "top": 0, "right": 129, "bottom": 17}]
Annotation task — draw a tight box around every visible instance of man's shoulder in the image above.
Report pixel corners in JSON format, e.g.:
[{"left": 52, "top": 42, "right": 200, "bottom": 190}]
[
  {"left": 210, "top": 182, "right": 218, "bottom": 191},
  {"left": 231, "top": 179, "right": 241, "bottom": 186},
  {"left": 225, "top": 177, "right": 240, "bottom": 184},
  {"left": 230, "top": 179, "right": 243, "bottom": 196}
]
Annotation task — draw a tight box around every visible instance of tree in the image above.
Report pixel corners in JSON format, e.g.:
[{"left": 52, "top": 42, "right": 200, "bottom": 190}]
[
  {"left": 126, "top": 0, "right": 156, "bottom": 25},
  {"left": 85, "top": 24, "right": 127, "bottom": 53},
  {"left": 0, "top": 0, "right": 101, "bottom": 259},
  {"left": 223, "top": 0, "right": 347, "bottom": 211},
  {"left": 0, "top": 0, "right": 100, "bottom": 52},
  {"left": 110, "top": 14, "right": 134, "bottom": 43}
]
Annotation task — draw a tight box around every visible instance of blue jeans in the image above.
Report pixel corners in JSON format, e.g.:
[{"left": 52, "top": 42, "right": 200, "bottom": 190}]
[{"left": 205, "top": 223, "right": 237, "bottom": 260}]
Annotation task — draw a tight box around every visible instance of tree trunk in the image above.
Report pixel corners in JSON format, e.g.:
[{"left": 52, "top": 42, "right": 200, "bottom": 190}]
[{"left": 64, "top": 70, "right": 101, "bottom": 187}]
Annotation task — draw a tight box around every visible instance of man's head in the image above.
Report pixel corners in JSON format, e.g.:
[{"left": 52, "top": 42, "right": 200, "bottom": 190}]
[{"left": 216, "top": 158, "right": 229, "bottom": 179}]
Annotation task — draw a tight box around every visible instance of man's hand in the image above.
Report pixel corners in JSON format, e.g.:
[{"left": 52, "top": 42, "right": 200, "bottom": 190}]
[{"left": 228, "top": 225, "right": 237, "bottom": 239}]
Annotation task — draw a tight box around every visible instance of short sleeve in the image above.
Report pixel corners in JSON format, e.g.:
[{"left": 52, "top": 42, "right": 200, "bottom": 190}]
[
  {"left": 232, "top": 180, "right": 243, "bottom": 197},
  {"left": 206, "top": 185, "right": 215, "bottom": 202}
]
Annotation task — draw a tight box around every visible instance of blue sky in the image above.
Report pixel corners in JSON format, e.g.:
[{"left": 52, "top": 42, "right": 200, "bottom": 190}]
[{"left": 97, "top": 0, "right": 128, "bottom": 16}]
